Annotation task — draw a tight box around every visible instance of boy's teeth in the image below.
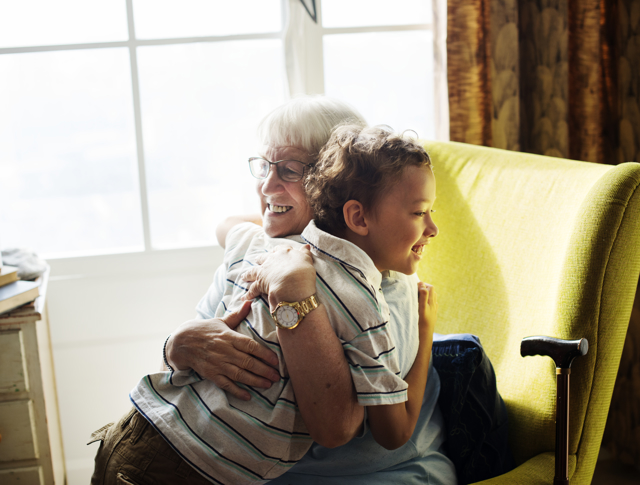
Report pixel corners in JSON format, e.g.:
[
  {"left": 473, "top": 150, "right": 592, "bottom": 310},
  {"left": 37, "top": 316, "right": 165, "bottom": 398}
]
[
  {"left": 412, "top": 245, "right": 424, "bottom": 255},
  {"left": 269, "top": 204, "right": 292, "bottom": 213}
]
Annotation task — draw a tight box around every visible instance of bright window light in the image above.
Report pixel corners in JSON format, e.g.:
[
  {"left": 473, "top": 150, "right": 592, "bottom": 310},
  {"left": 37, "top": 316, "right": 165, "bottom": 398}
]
[
  {"left": 137, "top": 39, "right": 286, "bottom": 249},
  {"left": 0, "top": 0, "right": 128, "bottom": 48},
  {"left": 133, "top": 0, "right": 282, "bottom": 39},
  {"left": 0, "top": 48, "right": 143, "bottom": 257},
  {"left": 324, "top": 31, "right": 435, "bottom": 139},
  {"left": 322, "top": 0, "right": 431, "bottom": 28},
  {"left": 0, "top": 0, "right": 443, "bottom": 259}
]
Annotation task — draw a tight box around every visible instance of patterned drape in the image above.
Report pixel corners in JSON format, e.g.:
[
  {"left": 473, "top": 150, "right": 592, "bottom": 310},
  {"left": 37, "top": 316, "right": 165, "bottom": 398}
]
[
  {"left": 618, "top": 1, "right": 640, "bottom": 165},
  {"left": 447, "top": 0, "right": 640, "bottom": 468},
  {"left": 446, "top": 1, "right": 492, "bottom": 146},
  {"left": 567, "top": 0, "right": 617, "bottom": 163},
  {"left": 447, "top": 0, "right": 640, "bottom": 165}
]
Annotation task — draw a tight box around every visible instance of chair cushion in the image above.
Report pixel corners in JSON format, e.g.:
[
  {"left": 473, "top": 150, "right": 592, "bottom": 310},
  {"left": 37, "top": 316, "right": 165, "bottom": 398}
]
[{"left": 433, "top": 333, "right": 515, "bottom": 484}]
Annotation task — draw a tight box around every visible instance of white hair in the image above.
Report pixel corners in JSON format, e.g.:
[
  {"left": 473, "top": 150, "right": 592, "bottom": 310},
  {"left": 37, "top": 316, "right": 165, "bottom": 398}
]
[{"left": 257, "top": 96, "right": 367, "bottom": 161}]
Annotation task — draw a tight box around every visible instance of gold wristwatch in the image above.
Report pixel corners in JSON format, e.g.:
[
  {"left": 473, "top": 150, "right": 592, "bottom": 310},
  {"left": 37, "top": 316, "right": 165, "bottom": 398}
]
[{"left": 272, "top": 294, "right": 319, "bottom": 330}]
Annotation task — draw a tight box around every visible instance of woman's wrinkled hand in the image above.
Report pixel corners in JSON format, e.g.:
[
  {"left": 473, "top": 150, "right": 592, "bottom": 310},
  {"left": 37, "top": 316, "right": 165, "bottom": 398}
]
[
  {"left": 241, "top": 244, "right": 317, "bottom": 310},
  {"left": 166, "top": 300, "right": 281, "bottom": 401}
]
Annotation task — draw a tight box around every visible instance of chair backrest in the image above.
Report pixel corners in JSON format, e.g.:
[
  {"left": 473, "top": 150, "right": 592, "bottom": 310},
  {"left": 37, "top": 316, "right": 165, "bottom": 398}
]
[{"left": 418, "top": 141, "right": 640, "bottom": 483}]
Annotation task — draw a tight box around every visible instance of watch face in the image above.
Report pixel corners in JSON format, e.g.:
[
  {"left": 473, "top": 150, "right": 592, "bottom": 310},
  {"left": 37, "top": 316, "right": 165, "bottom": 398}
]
[{"left": 276, "top": 305, "right": 299, "bottom": 328}]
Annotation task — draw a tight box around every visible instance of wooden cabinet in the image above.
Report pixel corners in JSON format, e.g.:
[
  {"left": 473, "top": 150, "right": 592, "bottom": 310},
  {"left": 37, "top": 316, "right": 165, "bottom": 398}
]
[{"left": 0, "top": 273, "right": 66, "bottom": 484}]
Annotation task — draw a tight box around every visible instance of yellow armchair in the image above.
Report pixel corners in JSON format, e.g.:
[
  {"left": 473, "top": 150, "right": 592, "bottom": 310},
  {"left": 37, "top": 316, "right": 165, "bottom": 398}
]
[{"left": 418, "top": 141, "right": 640, "bottom": 484}]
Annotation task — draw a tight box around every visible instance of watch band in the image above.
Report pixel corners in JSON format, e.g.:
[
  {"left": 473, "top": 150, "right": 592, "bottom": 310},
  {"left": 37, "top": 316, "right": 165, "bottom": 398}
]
[
  {"left": 297, "top": 294, "right": 318, "bottom": 317},
  {"left": 272, "top": 294, "right": 319, "bottom": 329}
]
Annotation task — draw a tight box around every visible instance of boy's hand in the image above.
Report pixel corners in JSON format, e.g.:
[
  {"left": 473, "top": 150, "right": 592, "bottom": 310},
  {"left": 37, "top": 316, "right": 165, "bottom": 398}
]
[{"left": 418, "top": 282, "right": 437, "bottom": 335}]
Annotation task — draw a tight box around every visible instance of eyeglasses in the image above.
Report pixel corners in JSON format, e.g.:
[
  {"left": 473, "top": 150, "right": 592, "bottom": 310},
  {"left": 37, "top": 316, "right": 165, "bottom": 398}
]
[{"left": 248, "top": 157, "right": 311, "bottom": 183}]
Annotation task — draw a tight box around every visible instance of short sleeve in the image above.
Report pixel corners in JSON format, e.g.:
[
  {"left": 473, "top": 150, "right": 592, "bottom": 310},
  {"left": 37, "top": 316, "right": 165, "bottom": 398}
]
[{"left": 344, "top": 327, "right": 409, "bottom": 406}]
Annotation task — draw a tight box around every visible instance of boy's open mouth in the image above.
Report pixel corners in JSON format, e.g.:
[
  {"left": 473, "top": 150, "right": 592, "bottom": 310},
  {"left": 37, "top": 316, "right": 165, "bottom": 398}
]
[
  {"left": 411, "top": 245, "right": 424, "bottom": 256},
  {"left": 268, "top": 203, "right": 292, "bottom": 213}
]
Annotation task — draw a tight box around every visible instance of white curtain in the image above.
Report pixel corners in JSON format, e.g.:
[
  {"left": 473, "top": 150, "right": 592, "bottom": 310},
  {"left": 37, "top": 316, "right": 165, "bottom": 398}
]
[{"left": 284, "top": 0, "right": 308, "bottom": 97}]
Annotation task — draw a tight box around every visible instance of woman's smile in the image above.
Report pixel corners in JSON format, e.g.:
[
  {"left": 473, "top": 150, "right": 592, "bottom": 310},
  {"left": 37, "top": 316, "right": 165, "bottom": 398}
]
[
  {"left": 267, "top": 203, "right": 293, "bottom": 213},
  {"left": 257, "top": 145, "right": 314, "bottom": 237}
]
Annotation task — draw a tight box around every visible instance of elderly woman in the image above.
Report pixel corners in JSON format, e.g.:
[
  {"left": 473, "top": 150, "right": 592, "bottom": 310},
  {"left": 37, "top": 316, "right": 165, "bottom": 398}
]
[{"left": 91, "top": 96, "right": 456, "bottom": 485}]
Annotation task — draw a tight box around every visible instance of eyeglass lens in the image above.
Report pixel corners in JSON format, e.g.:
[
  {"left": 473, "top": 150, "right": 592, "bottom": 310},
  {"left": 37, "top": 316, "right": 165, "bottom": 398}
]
[{"left": 249, "top": 158, "right": 306, "bottom": 182}]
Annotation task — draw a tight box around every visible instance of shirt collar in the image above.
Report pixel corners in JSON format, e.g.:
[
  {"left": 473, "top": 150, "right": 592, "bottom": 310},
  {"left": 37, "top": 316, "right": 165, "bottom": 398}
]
[
  {"left": 300, "top": 220, "right": 383, "bottom": 289},
  {"left": 285, "top": 234, "right": 304, "bottom": 244}
]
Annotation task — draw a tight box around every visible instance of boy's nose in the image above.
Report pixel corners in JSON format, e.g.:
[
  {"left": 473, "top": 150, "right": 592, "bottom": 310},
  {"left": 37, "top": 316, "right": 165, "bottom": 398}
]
[{"left": 426, "top": 220, "right": 439, "bottom": 238}]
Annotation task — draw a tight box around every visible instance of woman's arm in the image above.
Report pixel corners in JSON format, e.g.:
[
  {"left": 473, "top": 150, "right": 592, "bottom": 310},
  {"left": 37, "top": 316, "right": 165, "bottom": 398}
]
[
  {"left": 241, "top": 245, "right": 365, "bottom": 448},
  {"left": 165, "top": 214, "right": 280, "bottom": 400},
  {"left": 366, "top": 282, "right": 436, "bottom": 450},
  {"left": 279, "top": 304, "right": 365, "bottom": 448}
]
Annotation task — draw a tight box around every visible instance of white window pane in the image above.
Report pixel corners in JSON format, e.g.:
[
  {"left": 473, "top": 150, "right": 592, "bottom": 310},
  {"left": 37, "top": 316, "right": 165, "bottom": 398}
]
[
  {"left": 322, "top": 0, "right": 431, "bottom": 28},
  {"left": 324, "top": 31, "right": 435, "bottom": 139},
  {"left": 0, "top": 0, "right": 128, "bottom": 48},
  {"left": 0, "top": 49, "right": 143, "bottom": 258},
  {"left": 133, "top": 0, "right": 282, "bottom": 39},
  {"left": 137, "top": 40, "right": 287, "bottom": 249}
]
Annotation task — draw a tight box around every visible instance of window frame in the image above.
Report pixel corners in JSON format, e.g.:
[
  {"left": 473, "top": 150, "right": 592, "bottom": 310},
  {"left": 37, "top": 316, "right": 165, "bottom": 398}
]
[
  {"left": 0, "top": 0, "right": 447, "bottom": 261},
  {"left": 0, "top": 0, "right": 285, "bottom": 258},
  {"left": 286, "top": 0, "right": 448, "bottom": 140}
]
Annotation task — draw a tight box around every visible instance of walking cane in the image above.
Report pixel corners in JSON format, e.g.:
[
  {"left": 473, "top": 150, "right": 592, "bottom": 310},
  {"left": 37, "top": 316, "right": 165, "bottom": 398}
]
[{"left": 521, "top": 336, "right": 589, "bottom": 485}]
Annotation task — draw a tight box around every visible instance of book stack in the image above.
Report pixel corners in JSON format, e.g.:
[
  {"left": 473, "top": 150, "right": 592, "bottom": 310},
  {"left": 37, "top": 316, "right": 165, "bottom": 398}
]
[
  {"left": 0, "top": 264, "right": 19, "bottom": 286},
  {"left": 0, "top": 265, "right": 40, "bottom": 315}
]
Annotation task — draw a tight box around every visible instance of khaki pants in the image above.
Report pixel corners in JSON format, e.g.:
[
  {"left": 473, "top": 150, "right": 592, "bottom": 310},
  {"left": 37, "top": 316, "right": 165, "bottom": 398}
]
[{"left": 89, "top": 408, "right": 213, "bottom": 485}]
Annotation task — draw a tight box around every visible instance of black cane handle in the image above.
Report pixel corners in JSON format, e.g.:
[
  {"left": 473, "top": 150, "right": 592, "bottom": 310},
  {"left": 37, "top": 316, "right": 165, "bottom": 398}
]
[{"left": 521, "top": 336, "right": 589, "bottom": 369}]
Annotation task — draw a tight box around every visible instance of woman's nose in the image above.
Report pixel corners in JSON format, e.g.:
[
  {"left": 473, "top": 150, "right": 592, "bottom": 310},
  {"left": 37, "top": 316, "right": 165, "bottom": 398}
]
[{"left": 260, "top": 166, "right": 284, "bottom": 195}]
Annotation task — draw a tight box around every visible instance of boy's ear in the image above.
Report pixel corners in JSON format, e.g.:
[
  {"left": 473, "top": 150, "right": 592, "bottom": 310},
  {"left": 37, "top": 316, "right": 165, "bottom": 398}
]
[{"left": 343, "top": 200, "right": 369, "bottom": 236}]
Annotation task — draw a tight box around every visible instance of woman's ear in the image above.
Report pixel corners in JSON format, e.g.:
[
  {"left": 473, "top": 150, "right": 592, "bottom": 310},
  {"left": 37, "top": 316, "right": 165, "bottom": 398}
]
[{"left": 343, "top": 200, "right": 369, "bottom": 236}]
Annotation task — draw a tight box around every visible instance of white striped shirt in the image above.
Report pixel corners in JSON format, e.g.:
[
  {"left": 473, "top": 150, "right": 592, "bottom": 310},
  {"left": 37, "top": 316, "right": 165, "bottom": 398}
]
[{"left": 130, "top": 221, "right": 408, "bottom": 484}]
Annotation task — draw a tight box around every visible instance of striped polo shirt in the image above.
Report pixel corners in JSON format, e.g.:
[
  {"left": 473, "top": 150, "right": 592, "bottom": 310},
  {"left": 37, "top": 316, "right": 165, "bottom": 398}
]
[{"left": 130, "top": 221, "right": 408, "bottom": 484}]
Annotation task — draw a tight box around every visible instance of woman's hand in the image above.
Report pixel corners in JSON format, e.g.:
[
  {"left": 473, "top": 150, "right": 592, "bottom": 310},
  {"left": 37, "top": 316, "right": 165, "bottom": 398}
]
[
  {"left": 242, "top": 244, "right": 317, "bottom": 310},
  {"left": 165, "top": 301, "right": 281, "bottom": 401}
]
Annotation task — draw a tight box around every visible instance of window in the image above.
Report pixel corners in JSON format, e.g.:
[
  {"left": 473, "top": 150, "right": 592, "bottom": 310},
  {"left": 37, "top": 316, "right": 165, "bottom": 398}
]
[
  {"left": 319, "top": 0, "right": 437, "bottom": 136},
  {"left": 0, "top": 0, "right": 446, "bottom": 259}
]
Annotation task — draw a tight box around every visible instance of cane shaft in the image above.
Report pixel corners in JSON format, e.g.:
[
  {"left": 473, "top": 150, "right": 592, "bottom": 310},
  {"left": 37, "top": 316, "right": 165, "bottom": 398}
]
[
  {"left": 554, "top": 370, "right": 570, "bottom": 485},
  {"left": 521, "top": 337, "right": 587, "bottom": 485}
]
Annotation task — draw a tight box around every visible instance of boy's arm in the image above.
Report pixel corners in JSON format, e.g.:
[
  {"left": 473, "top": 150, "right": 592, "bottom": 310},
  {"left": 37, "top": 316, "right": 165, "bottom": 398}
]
[
  {"left": 216, "top": 213, "right": 263, "bottom": 248},
  {"left": 367, "top": 282, "right": 436, "bottom": 450}
]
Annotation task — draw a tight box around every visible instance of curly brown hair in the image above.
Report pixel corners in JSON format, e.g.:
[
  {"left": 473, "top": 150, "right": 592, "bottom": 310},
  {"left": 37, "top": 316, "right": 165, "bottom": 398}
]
[{"left": 305, "top": 125, "right": 432, "bottom": 235}]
